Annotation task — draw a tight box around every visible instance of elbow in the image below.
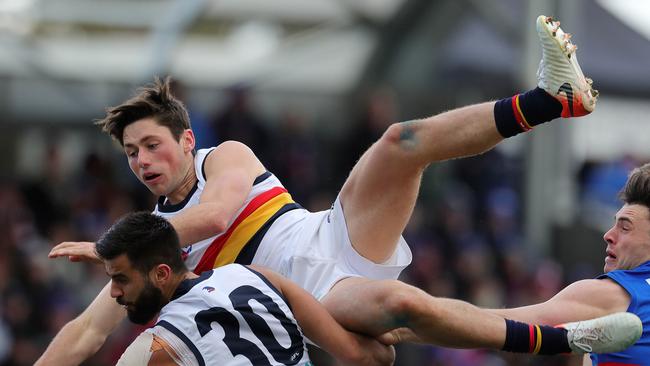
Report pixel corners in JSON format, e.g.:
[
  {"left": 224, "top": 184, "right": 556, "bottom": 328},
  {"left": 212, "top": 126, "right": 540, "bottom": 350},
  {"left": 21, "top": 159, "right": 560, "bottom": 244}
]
[{"left": 209, "top": 215, "right": 229, "bottom": 234}]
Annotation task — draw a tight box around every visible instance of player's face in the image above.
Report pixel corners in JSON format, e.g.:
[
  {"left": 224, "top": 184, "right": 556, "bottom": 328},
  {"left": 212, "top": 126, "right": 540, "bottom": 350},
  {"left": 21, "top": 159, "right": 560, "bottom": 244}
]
[
  {"left": 123, "top": 118, "right": 195, "bottom": 199},
  {"left": 124, "top": 279, "right": 166, "bottom": 325},
  {"left": 106, "top": 254, "right": 166, "bottom": 325},
  {"left": 602, "top": 203, "right": 650, "bottom": 272}
]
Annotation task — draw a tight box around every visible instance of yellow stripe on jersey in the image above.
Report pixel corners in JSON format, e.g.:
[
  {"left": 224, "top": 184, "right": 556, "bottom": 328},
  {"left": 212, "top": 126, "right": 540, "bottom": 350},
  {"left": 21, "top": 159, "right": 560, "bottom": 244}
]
[{"left": 213, "top": 192, "right": 294, "bottom": 268}]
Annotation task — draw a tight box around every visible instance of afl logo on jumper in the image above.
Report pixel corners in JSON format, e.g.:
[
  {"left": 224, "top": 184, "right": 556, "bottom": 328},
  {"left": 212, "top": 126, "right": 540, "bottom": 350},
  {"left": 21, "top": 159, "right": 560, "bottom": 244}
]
[{"left": 202, "top": 286, "right": 215, "bottom": 293}]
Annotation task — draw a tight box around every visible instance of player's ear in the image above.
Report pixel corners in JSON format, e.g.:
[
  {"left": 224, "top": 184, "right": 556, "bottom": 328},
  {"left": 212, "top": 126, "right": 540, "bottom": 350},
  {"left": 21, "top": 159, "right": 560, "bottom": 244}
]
[
  {"left": 151, "top": 264, "right": 172, "bottom": 284},
  {"left": 181, "top": 129, "right": 195, "bottom": 153}
]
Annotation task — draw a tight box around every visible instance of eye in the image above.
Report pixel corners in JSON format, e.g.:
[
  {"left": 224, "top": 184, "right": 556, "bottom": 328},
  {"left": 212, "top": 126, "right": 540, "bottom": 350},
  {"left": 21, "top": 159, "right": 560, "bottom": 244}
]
[
  {"left": 148, "top": 143, "right": 159, "bottom": 150},
  {"left": 617, "top": 221, "right": 632, "bottom": 232},
  {"left": 113, "top": 276, "right": 129, "bottom": 285},
  {"left": 127, "top": 150, "right": 137, "bottom": 158}
]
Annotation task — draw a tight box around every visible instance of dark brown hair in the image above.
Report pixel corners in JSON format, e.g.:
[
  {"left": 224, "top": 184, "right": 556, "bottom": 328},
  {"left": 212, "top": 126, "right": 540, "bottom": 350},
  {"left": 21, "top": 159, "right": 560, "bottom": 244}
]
[
  {"left": 619, "top": 163, "right": 650, "bottom": 209},
  {"left": 96, "top": 211, "right": 188, "bottom": 275},
  {"left": 95, "top": 76, "right": 191, "bottom": 146}
]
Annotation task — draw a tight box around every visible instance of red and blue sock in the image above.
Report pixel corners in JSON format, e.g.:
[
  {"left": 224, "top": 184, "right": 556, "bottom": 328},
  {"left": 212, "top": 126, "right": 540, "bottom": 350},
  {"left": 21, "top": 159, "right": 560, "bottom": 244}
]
[
  {"left": 502, "top": 319, "right": 571, "bottom": 355},
  {"left": 494, "top": 87, "right": 563, "bottom": 138}
]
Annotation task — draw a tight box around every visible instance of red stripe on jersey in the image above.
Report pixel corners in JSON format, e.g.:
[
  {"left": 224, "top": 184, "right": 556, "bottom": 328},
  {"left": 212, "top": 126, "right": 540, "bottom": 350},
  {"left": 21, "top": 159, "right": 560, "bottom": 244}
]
[{"left": 193, "top": 186, "right": 287, "bottom": 274}]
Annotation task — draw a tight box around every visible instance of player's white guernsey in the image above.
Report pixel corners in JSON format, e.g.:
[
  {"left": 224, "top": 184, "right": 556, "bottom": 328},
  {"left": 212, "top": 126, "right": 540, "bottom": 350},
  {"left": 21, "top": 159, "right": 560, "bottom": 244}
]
[
  {"left": 153, "top": 148, "right": 303, "bottom": 273},
  {"left": 152, "top": 147, "right": 412, "bottom": 302},
  {"left": 147, "top": 264, "right": 311, "bottom": 366}
]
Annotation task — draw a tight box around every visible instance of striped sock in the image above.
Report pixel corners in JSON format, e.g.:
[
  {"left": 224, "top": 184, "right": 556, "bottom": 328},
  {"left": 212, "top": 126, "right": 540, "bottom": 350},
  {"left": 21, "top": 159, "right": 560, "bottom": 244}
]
[
  {"left": 502, "top": 319, "right": 571, "bottom": 355},
  {"left": 494, "top": 87, "right": 563, "bottom": 138}
]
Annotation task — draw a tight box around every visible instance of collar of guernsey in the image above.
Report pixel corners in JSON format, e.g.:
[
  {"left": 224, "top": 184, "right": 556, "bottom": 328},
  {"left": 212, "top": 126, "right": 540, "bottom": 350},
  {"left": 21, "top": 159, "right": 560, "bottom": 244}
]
[{"left": 193, "top": 186, "right": 300, "bottom": 274}]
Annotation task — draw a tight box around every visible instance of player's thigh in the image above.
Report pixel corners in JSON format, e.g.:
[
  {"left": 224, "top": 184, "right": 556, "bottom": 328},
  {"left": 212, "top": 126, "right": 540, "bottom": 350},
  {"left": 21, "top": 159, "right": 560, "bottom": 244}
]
[{"left": 338, "top": 141, "right": 424, "bottom": 263}]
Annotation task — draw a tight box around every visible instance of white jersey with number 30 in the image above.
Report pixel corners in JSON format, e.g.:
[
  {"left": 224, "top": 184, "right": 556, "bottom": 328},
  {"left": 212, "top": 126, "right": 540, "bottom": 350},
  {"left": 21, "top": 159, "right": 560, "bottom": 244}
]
[{"left": 147, "top": 264, "right": 311, "bottom": 366}]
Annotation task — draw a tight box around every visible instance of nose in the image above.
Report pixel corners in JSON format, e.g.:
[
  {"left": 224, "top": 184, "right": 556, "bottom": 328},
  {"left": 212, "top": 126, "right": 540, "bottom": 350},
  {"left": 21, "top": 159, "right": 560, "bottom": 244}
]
[
  {"left": 110, "top": 281, "right": 123, "bottom": 299},
  {"left": 603, "top": 226, "right": 615, "bottom": 245},
  {"left": 137, "top": 149, "right": 152, "bottom": 168}
]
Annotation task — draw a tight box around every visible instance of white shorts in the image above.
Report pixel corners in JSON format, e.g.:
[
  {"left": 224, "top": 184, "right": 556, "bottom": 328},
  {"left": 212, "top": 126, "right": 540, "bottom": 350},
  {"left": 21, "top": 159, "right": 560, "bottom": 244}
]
[{"left": 252, "top": 196, "right": 412, "bottom": 300}]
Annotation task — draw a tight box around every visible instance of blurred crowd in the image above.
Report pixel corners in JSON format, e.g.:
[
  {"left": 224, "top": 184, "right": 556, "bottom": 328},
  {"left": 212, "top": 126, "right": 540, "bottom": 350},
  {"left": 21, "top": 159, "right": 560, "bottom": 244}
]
[{"left": 0, "top": 84, "right": 634, "bottom": 366}]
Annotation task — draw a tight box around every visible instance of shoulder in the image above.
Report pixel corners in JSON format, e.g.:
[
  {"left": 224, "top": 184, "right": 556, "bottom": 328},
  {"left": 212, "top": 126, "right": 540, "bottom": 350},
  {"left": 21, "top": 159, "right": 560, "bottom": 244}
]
[
  {"left": 148, "top": 334, "right": 180, "bottom": 366},
  {"left": 602, "top": 262, "right": 650, "bottom": 281},
  {"left": 202, "top": 141, "right": 265, "bottom": 180},
  {"left": 205, "top": 141, "right": 260, "bottom": 167},
  {"left": 564, "top": 278, "right": 627, "bottom": 296},
  {"left": 199, "top": 141, "right": 255, "bottom": 165},
  {"left": 600, "top": 264, "right": 650, "bottom": 301},
  {"left": 118, "top": 332, "right": 178, "bottom": 366},
  {"left": 245, "top": 265, "right": 284, "bottom": 293},
  {"left": 561, "top": 278, "right": 630, "bottom": 312},
  {"left": 213, "top": 140, "right": 256, "bottom": 156},
  {"left": 212, "top": 263, "right": 246, "bottom": 276}
]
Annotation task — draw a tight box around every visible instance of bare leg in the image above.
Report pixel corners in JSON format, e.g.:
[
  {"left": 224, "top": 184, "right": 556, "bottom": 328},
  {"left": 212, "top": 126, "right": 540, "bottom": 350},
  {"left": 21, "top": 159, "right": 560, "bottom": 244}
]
[
  {"left": 322, "top": 277, "right": 505, "bottom": 349},
  {"left": 339, "top": 102, "right": 503, "bottom": 262}
]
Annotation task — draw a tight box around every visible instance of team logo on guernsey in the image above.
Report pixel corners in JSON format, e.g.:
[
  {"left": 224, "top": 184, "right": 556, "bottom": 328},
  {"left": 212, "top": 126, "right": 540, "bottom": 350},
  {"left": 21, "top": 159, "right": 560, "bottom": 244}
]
[
  {"left": 181, "top": 245, "right": 193, "bottom": 261},
  {"left": 202, "top": 286, "right": 215, "bottom": 293},
  {"left": 645, "top": 278, "right": 650, "bottom": 286}
]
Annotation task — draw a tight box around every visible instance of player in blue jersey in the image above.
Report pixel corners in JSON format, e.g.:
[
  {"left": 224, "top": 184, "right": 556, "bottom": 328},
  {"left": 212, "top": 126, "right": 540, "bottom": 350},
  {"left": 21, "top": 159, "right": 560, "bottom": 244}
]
[
  {"left": 487, "top": 163, "right": 650, "bottom": 365},
  {"left": 99, "top": 212, "right": 395, "bottom": 366}
]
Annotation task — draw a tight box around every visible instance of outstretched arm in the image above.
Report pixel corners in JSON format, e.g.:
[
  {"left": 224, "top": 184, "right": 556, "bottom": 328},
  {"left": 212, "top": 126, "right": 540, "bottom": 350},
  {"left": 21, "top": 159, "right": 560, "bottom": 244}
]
[
  {"left": 49, "top": 141, "right": 266, "bottom": 262},
  {"left": 490, "top": 278, "right": 630, "bottom": 325},
  {"left": 250, "top": 265, "right": 395, "bottom": 366},
  {"left": 35, "top": 282, "right": 126, "bottom": 366}
]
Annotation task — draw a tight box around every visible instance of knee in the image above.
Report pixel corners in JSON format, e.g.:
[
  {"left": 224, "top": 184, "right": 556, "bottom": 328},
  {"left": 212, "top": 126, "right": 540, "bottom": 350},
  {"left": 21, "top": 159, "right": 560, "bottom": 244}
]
[
  {"left": 379, "top": 280, "right": 429, "bottom": 326},
  {"left": 380, "top": 121, "right": 421, "bottom": 150},
  {"left": 378, "top": 123, "right": 406, "bottom": 150},
  {"left": 375, "top": 122, "right": 428, "bottom": 171}
]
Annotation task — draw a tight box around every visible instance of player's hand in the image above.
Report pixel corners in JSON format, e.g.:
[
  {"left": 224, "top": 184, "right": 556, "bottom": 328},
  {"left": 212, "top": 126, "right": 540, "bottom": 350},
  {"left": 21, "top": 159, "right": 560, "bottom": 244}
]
[
  {"left": 377, "top": 327, "right": 422, "bottom": 345},
  {"left": 345, "top": 333, "right": 395, "bottom": 366},
  {"left": 48, "top": 241, "right": 102, "bottom": 264}
]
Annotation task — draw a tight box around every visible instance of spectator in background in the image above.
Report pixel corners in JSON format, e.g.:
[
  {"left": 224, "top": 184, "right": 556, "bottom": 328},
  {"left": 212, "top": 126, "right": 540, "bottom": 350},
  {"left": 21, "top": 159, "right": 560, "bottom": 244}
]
[
  {"left": 580, "top": 155, "right": 638, "bottom": 230},
  {"left": 211, "top": 84, "right": 271, "bottom": 159},
  {"left": 268, "top": 108, "right": 321, "bottom": 206},
  {"left": 339, "top": 87, "right": 399, "bottom": 182},
  {"left": 169, "top": 79, "right": 215, "bottom": 150}
]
